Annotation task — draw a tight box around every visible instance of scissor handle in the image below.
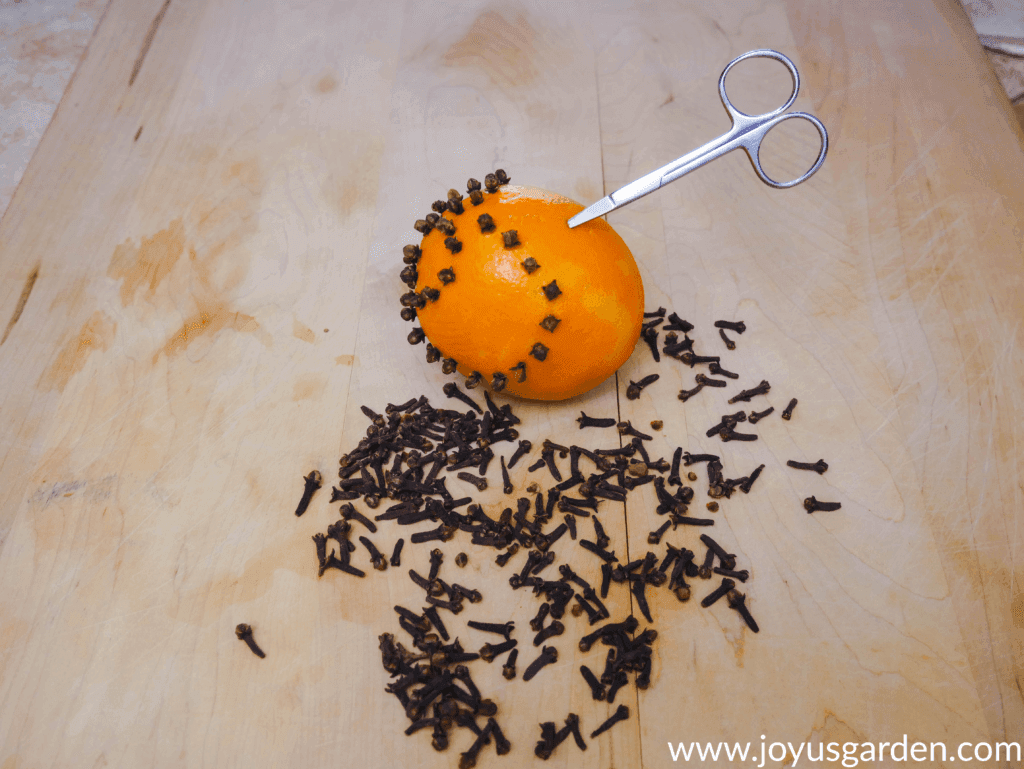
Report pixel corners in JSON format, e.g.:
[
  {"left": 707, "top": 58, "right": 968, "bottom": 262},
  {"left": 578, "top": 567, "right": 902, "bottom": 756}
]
[
  {"left": 718, "top": 49, "right": 828, "bottom": 189},
  {"left": 718, "top": 49, "right": 801, "bottom": 120}
]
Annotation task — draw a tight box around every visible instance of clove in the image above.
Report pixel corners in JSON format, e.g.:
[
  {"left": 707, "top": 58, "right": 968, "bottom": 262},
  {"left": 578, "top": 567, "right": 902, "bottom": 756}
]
[
  {"left": 729, "top": 379, "right": 771, "bottom": 404},
  {"left": 709, "top": 361, "right": 739, "bottom": 379},
  {"left": 626, "top": 373, "right": 659, "bottom": 400},
  {"left": 443, "top": 382, "right": 482, "bottom": 413},
  {"left": 781, "top": 398, "right": 798, "bottom": 420},
  {"left": 590, "top": 705, "right": 629, "bottom": 739},
  {"left": 727, "top": 590, "right": 759, "bottom": 632},
  {"left": 235, "top": 623, "right": 265, "bottom": 658},
  {"left": 577, "top": 412, "right": 615, "bottom": 429},
  {"left": 787, "top": 458, "right": 828, "bottom": 474},
  {"left": 522, "top": 646, "right": 558, "bottom": 681},
  {"left": 539, "top": 315, "right": 561, "bottom": 332},
  {"left": 714, "top": 319, "right": 746, "bottom": 334},
  {"left": 295, "top": 470, "right": 322, "bottom": 517},
  {"left": 804, "top": 496, "right": 841, "bottom": 513},
  {"left": 541, "top": 280, "right": 561, "bottom": 300},
  {"left": 701, "top": 577, "right": 737, "bottom": 607},
  {"left": 502, "top": 648, "right": 519, "bottom": 680}
]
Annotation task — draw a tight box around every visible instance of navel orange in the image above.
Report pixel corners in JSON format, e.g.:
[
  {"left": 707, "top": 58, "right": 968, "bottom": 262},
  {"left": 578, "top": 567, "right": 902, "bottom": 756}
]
[{"left": 398, "top": 172, "right": 644, "bottom": 401}]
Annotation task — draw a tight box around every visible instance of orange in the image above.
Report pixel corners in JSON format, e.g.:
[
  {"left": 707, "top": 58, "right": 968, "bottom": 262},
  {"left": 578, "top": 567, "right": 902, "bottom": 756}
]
[{"left": 400, "top": 179, "right": 644, "bottom": 401}]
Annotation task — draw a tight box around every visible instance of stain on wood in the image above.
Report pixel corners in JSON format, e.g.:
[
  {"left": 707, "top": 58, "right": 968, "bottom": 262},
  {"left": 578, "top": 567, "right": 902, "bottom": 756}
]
[
  {"left": 1, "top": 264, "right": 39, "bottom": 346},
  {"left": 107, "top": 218, "right": 186, "bottom": 306},
  {"left": 443, "top": 10, "right": 539, "bottom": 88},
  {"left": 154, "top": 303, "right": 259, "bottom": 362},
  {"left": 292, "top": 319, "right": 315, "bottom": 343},
  {"left": 129, "top": 0, "right": 172, "bottom": 86},
  {"left": 292, "top": 373, "right": 327, "bottom": 401},
  {"left": 39, "top": 310, "right": 117, "bottom": 393}
]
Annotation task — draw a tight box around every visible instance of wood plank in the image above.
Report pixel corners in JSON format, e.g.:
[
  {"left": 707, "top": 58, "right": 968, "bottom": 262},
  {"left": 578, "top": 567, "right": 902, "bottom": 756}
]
[
  {"left": 337, "top": 2, "right": 640, "bottom": 765},
  {"left": 606, "top": 0, "right": 1024, "bottom": 759},
  {"left": 1, "top": 0, "right": 1022, "bottom": 765},
  {"left": 0, "top": 0, "right": 402, "bottom": 765}
]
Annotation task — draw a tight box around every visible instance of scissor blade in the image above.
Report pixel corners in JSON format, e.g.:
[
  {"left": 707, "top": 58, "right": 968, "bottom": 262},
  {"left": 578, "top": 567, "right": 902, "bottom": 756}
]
[{"left": 567, "top": 196, "right": 616, "bottom": 228}]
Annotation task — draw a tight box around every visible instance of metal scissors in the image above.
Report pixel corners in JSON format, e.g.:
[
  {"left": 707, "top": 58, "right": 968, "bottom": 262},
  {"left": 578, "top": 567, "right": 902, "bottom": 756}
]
[{"left": 568, "top": 49, "right": 828, "bottom": 228}]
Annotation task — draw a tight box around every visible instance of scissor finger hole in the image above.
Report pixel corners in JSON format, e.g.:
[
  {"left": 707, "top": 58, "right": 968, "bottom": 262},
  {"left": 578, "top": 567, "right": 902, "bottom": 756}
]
[
  {"left": 722, "top": 55, "right": 796, "bottom": 117},
  {"left": 755, "top": 115, "right": 825, "bottom": 186}
]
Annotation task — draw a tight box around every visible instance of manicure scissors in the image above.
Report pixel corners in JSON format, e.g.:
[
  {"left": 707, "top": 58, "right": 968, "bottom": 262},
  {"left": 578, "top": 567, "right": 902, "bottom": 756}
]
[{"left": 568, "top": 49, "right": 828, "bottom": 228}]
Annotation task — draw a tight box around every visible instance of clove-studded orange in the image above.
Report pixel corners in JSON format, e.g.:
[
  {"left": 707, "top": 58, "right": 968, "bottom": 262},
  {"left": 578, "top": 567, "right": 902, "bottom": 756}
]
[{"left": 399, "top": 172, "right": 644, "bottom": 401}]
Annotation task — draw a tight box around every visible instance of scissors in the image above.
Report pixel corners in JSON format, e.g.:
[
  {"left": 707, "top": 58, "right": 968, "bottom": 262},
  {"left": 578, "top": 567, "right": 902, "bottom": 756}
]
[{"left": 567, "top": 49, "right": 828, "bottom": 228}]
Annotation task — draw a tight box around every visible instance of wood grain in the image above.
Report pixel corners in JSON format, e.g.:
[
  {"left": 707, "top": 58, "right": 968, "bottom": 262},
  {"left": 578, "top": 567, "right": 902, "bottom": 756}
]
[{"left": 0, "top": 0, "right": 1021, "bottom": 766}]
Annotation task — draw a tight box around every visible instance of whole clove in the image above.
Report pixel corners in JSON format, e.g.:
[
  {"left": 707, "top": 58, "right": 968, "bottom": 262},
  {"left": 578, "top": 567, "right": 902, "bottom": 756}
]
[
  {"left": 577, "top": 412, "right": 615, "bottom": 429},
  {"left": 590, "top": 705, "right": 629, "bottom": 739},
  {"left": 709, "top": 361, "right": 739, "bottom": 379},
  {"left": 719, "top": 328, "right": 736, "bottom": 349},
  {"left": 700, "top": 577, "right": 736, "bottom": 608},
  {"left": 727, "top": 590, "right": 759, "bottom": 632},
  {"left": 695, "top": 373, "right": 727, "bottom": 388},
  {"left": 507, "top": 439, "right": 532, "bottom": 469},
  {"left": 804, "top": 496, "right": 841, "bottom": 513},
  {"left": 748, "top": 406, "right": 774, "bottom": 423},
  {"left": 720, "top": 428, "right": 758, "bottom": 442},
  {"left": 441, "top": 382, "right": 481, "bottom": 413},
  {"left": 714, "top": 566, "right": 750, "bottom": 582},
  {"left": 781, "top": 397, "right": 798, "bottom": 420},
  {"left": 679, "top": 351, "right": 719, "bottom": 367},
  {"left": 539, "top": 315, "right": 561, "bottom": 332},
  {"left": 502, "top": 648, "right": 519, "bottom": 680},
  {"left": 359, "top": 536, "right": 388, "bottom": 571},
  {"left": 678, "top": 383, "right": 704, "bottom": 402},
  {"left": 532, "top": 620, "right": 565, "bottom": 646},
  {"left": 739, "top": 464, "right": 764, "bottom": 494},
  {"left": 729, "top": 380, "right": 771, "bottom": 404},
  {"left": 787, "top": 458, "right": 829, "bottom": 474},
  {"left": 294, "top": 470, "right": 322, "bottom": 517},
  {"left": 468, "top": 620, "right": 514, "bottom": 638},
  {"left": 522, "top": 646, "right": 558, "bottom": 681},
  {"left": 390, "top": 538, "right": 405, "bottom": 567},
  {"left": 235, "top": 623, "right": 265, "bottom": 658},
  {"left": 457, "top": 472, "right": 488, "bottom": 492},
  {"left": 714, "top": 319, "right": 746, "bottom": 334},
  {"left": 641, "top": 326, "right": 660, "bottom": 362},
  {"left": 626, "top": 373, "right": 659, "bottom": 400}
]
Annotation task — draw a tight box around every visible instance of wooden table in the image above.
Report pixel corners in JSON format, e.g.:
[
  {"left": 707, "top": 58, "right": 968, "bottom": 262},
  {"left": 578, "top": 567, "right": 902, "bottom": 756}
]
[{"left": 1, "top": 1, "right": 1022, "bottom": 766}]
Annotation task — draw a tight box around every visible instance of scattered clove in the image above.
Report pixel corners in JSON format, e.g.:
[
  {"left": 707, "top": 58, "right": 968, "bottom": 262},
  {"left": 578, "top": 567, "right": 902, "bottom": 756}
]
[
  {"left": 787, "top": 458, "right": 828, "bottom": 474},
  {"left": 626, "top": 373, "right": 659, "bottom": 400},
  {"left": 294, "top": 470, "right": 322, "bottom": 517},
  {"left": 804, "top": 496, "right": 841, "bottom": 513},
  {"left": 781, "top": 398, "right": 798, "bottom": 420},
  {"left": 235, "top": 623, "right": 265, "bottom": 658}
]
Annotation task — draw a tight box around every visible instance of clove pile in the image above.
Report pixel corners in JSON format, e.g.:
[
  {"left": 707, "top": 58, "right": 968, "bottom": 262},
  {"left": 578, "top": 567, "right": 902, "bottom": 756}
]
[{"left": 289, "top": 310, "right": 841, "bottom": 764}]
